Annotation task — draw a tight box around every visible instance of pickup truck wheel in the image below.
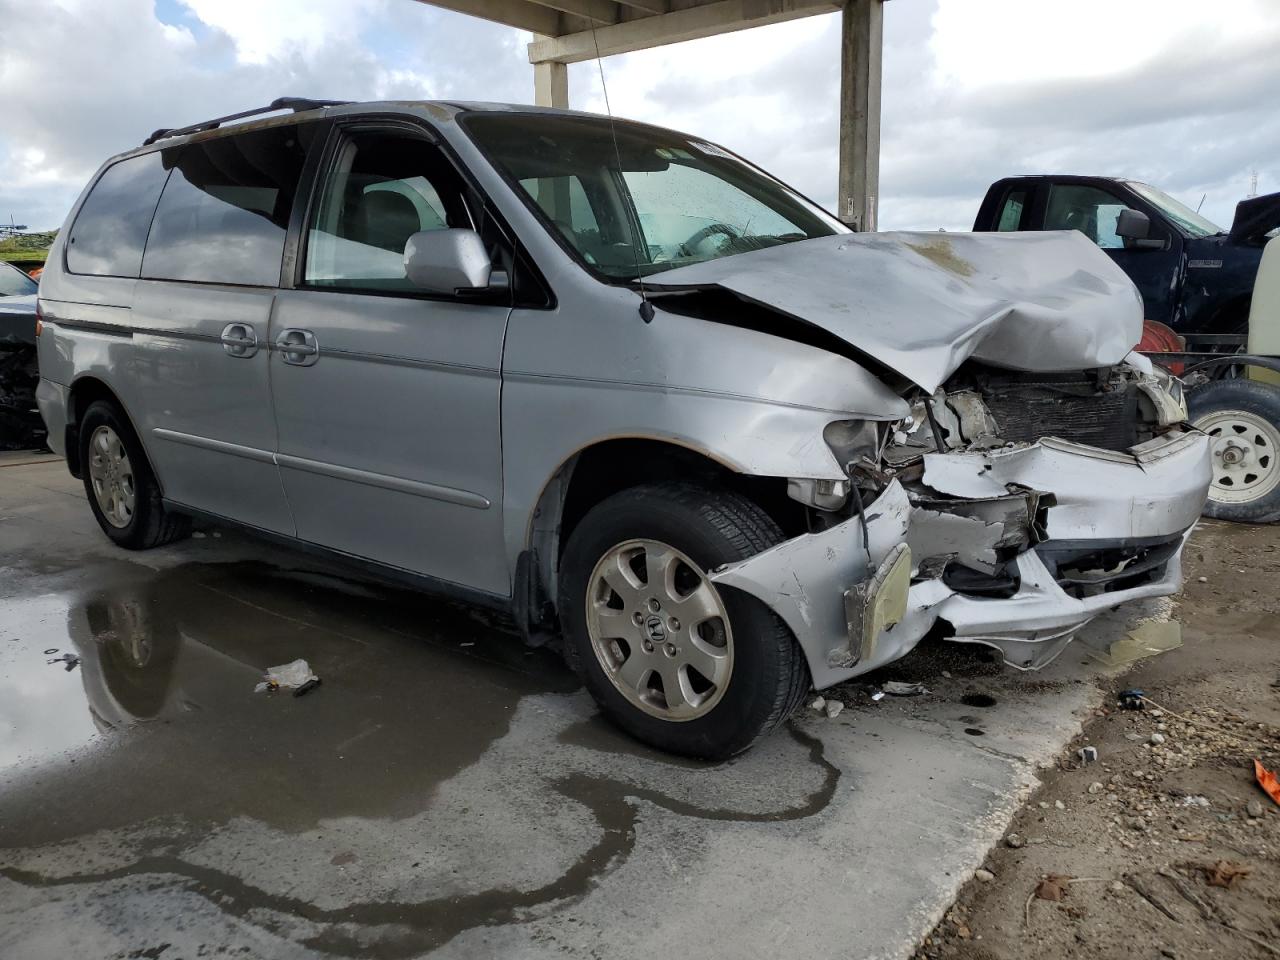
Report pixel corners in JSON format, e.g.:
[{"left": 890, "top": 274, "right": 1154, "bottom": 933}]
[
  {"left": 558, "top": 482, "right": 811, "bottom": 759},
  {"left": 80, "top": 400, "right": 191, "bottom": 549},
  {"left": 1188, "top": 379, "right": 1280, "bottom": 523}
]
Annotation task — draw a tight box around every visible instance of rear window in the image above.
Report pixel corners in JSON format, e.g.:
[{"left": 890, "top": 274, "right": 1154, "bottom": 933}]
[
  {"left": 66, "top": 152, "right": 170, "bottom": 277},
  {"left": 141, "top": 123, "right": 318, "bottom": 287}
]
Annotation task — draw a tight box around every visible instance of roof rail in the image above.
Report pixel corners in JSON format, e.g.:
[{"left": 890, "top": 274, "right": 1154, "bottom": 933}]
[{"left": 143, "top": 97, "right": 349, "bottom": 146}]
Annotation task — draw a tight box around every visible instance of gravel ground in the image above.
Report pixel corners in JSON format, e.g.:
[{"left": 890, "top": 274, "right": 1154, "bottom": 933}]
[{"left": 913, "top": 518, "right": 1280, "bottom": 960}]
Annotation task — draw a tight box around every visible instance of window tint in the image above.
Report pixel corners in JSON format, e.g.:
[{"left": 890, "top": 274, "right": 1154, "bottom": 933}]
[
  {"left": 304, "top": 132, "right": 472, "bottom": 293},
  {"left": 995, "top": 188, "right": 1028, "bottom": 231},
  {"left": 142, "top": 123, "right": 317, "bottom": 286},
  {"left": 0, "top": 262, "right": 38, "bottom": 297},
  {"left": 1045, "top": 184, "right": 1129, "bottom": 250},
  {"left": 67, "top": 152, "right": 170, "bottom": 277}
]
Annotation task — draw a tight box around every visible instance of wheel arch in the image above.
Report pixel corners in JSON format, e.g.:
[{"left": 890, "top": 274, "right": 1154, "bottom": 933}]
[
  {"left": 516, "top": 437, "right": 804, "bottom": 641},
  {"left": 66, "top": 375, "right": 156, "bottom": 484}
]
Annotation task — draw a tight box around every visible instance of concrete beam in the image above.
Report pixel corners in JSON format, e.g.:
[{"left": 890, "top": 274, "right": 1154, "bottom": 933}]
[
  {"left": 613, "top": 0, "right": 667, "bottom": 14},
  {"left": 412, "top": 0, "right": 561, "bottom": 36},
  {"left": 533, "top": 55, "right": 570, "bottom": 107},
  {"left": 527, "top": 0, "right": 839, "bottom": 64},
  {"left": 535, "top": 0, "right": 621, "bottom": 25},
  {"left": 837, "top": 0, "right": 882, "bottom": 231}
]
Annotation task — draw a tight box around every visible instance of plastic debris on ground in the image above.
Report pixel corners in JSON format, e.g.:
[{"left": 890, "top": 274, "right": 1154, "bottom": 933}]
[
  {"left": 255, "top": 658, "right": 321, "bottom": 696},
  {"left": 1255, "top": 758, "right": 1280, "bottom": 807},
  {"left": 1086, "top": 620, "right": 1183, "bottom": 667},
  {"left": 1077, "top": 746, "right": 1098, "bottom": 763},
  {"left": 46, "top": 652, "right": 80, "bottom": 672},
  {"left": 1118, "top": 688, "right": 1146, "bottom": 710},
  {"left": 882, "top": 681, "right": 927, "bottom": 696},
  {"left": 870, "top": 691, "right": 886, "bottom": 702}
]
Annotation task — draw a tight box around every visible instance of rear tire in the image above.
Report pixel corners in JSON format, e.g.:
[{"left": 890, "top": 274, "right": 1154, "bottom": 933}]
[
  {"left": 80, "top": 400, "right": 191, "bottom": 549},
  {"left": 558, "top": 482, "right": 811, "bottom": 760},
  {"left": 1188, "top": 378, "right": 1280, "bottom": 523}
]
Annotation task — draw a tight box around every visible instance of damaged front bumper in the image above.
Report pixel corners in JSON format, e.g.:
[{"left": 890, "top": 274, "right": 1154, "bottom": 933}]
[{"left": 710, "top": 427, "right": 1211, "bottom": 689}]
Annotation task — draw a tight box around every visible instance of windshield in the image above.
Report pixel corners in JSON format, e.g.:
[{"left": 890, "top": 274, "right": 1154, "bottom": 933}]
[
  {"left": 1125, "top": 181, "right": 1223, "bottom": 239},
  {"left": 463, "top": 113, "right": 846, "bottom": 280},
  {"left": 0, "top": 262, "right": 38, "bottom": 297}
]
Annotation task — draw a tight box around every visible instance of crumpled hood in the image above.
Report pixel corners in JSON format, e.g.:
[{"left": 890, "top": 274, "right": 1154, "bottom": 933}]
[{"left": 644, "top": 230, "right": 1142, "bottom": 393}]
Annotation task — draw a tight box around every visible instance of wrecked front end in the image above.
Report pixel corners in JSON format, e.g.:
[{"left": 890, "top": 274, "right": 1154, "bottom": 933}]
[{"left": 711, "top": 359, "right": 1211, "bottom": 688}]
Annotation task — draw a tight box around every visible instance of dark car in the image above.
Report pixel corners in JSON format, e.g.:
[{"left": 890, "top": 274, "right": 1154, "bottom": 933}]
[
  {"left": 974, "top": 176, "right": 1279, "bottom": 344},
  {"left": 0, "top": 260, "right": 45, "bottom": 450}
]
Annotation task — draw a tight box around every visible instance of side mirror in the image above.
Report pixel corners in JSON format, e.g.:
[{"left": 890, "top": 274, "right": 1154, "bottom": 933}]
[
  {"left": 1116, "top": 208, "right": 1150, "bottom": 240},
  {"left": 404, "top": 229, "right": 492, "bottom": 293},
  {"left": 1116, "top": 208, "right": 1165, "bottom": 249}
]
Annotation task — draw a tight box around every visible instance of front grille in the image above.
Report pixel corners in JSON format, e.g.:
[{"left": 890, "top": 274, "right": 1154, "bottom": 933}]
[{"left": 976, "top": 371, "right": 1141, "bottom": 452}]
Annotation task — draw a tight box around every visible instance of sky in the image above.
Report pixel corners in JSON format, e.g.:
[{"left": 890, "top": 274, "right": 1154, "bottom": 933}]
[{"left": 0, "top": 0, "right": 1276, "bottom": 233}]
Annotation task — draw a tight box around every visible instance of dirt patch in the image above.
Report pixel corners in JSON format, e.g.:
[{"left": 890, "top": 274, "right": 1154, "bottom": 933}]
[{"left": 914, "top": 519, "right": 1280, "bottom": 960}]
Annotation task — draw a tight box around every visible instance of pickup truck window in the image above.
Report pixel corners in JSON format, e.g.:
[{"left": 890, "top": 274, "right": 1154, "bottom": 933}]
[
  {"left": 1045, "top": 184, "right": 1127, "bottom": 249},
  {"left": 1125, "top": 181, "right": 1222, "bottom": 239},
  {"left": 463, "top": 113, "right": 845, "bottom": 281},
  {"left": 995, "top": 188, "right": 1029, "bottom": 231}
]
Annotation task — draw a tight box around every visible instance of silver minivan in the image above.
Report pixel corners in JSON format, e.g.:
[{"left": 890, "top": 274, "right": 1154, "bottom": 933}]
[{"left": 36, "top": 98, "right": 1211, "bottom": 758}]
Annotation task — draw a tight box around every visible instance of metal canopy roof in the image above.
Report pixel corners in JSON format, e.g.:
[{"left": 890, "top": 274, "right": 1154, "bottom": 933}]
[{"left": 417, "top": 0, "right": 840, "bottom": 63}]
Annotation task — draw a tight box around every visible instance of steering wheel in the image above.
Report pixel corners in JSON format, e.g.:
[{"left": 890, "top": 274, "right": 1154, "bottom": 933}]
[{"left": 678, "top": 222, "right": 740, "bottom": 258}]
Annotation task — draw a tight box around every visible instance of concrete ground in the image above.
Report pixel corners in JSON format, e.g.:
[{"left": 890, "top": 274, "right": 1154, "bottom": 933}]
[{"left": 0, "top": 455, "right": 1166, "bottom": 960}]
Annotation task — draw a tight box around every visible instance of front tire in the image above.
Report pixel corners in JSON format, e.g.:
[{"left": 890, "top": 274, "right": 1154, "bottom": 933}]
[
  {"left": 558, "top": 482, "right": 811, "bottom": 759},
  {"left": 1189, "top": 379, "right": 1280, "bottom": 524},
  {"left": 80, "top": 400, "right": 191, "bottom": 549}
]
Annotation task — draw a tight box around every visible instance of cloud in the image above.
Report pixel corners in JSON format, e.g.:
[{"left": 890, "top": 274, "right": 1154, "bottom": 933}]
[{"left": 0, "top": 0, "right": 1276, "bottom": 233}]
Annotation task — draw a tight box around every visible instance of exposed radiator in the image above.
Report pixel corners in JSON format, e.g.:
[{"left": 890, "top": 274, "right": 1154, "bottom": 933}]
[{"left": 976, "top": 371, "right": 1141, "bottom": 452}]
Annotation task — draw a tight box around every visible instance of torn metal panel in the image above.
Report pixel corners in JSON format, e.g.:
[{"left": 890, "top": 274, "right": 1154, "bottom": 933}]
[
  {"left": 923, "top": 429, "right": 1209, "bottom": 540},
  {"left": 644, "top": 230, "right": 1142, "bottom": 393},
  {"left": 709, "top": 481, "right": 912, "bottom": 686}
]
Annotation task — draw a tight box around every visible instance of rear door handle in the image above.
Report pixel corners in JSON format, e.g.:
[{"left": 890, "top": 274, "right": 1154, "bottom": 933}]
[
  {"left": 275, "top": 328, "right": 320, "bottom": 366},
  {"left": 220, "top": 322, "right": 258, "bottom": 358}
]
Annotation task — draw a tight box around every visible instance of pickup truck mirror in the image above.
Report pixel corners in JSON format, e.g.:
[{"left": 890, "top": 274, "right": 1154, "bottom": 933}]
[
  {"left": 1116, "top": 208, "right": 1150, "bottom": 239},
  {"left": 1116, "top": 209, "right": 1165, "bottom": 249},
  {"left": 404, "top": 229, "right": 493, "bottom": 293}
]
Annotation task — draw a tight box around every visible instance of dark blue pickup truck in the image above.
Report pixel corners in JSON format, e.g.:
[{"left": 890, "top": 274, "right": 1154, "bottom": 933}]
[
  {"left": 974, "top": 177, "right": 1280, "bottom": 523},
  {"left": 975, "top": 176, "right": 1279, "bottom": 344}
]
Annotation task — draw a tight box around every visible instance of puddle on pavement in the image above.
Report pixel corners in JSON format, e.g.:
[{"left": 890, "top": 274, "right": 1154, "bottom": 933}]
[
  {"left": 1, "top": 548, "right": 845, "bottom": 958},
  {"left": 0, "top": 558, "right": 579, "bottom": 842}
]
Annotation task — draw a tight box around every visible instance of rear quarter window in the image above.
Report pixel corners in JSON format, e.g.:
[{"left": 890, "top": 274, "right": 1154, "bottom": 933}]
[
  {"left": 66, "top": 152, "right": 170, "bottom": 277},
  {"left": 141, "top": 123, "right": 318, "bottom": 287}
]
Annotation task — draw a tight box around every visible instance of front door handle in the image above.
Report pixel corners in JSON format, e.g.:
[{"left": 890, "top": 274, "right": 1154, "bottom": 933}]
[
  {"left": 220, "top": 322, "right": 258, "bottom": 358},
  {"left": 275, "top": 328, "right": 320, "bottom": 366}
]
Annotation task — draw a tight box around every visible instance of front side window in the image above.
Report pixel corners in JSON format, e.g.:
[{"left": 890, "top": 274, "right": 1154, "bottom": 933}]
[
  {"left": 462, "top": 113, "right": 845, "bottom": 281},
  {"left": 1045, "top": 184, "right": 1129, "bottom": 249},
  {"left": 304, "top": 131, "right": 472, "bottom": 293},
  {"left": 67, "top": 152, "right": 170, "bottom": 277},
  {"left": 141, "top": 123, "right": 317, "bottom": 286}
]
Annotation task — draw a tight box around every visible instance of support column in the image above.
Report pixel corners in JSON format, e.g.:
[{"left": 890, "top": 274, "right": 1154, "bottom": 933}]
[
  {"left": 533, "top": 52, "right": 569, "bottom": 108},
  {"left": 837, "top": 0, "right": 882, "bottom": 231}
]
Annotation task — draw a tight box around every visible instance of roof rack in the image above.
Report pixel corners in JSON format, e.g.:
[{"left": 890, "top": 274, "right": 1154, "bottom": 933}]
[{"left": 143, "top": 97, "right": 349, "bottom": 146}]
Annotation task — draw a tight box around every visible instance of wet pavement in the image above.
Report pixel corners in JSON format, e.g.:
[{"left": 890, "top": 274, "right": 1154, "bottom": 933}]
[{"left": 0, "top": 455, "right": 1162, "bottom": 960}]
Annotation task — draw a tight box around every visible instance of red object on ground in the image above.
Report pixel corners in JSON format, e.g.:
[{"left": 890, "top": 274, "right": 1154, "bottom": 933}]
[
  {"left": 1137, "top": 319, "right": 1185, "bottom": 374},
  {"left": 1256, "top": 759, "right": 1280, "bottom": 807}
]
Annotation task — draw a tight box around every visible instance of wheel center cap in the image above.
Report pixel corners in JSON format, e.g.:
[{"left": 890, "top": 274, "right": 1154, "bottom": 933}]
[{"left": 643, "top": 615, "right": 667, "bottom": 645}]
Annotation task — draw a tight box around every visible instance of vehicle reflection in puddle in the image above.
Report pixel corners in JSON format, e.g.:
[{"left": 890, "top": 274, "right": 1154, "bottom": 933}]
[{"left": 1, "top": 559, "right": 579, "bottom": 832}]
